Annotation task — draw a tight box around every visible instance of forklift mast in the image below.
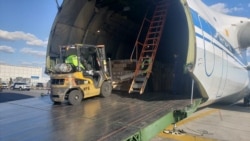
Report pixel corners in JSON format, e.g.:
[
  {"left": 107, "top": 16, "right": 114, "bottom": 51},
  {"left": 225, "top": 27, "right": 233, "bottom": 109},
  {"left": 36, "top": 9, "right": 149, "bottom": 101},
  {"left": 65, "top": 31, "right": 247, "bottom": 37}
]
[{"left": 95, "top": 45, "right": 108, "bottom": 74}]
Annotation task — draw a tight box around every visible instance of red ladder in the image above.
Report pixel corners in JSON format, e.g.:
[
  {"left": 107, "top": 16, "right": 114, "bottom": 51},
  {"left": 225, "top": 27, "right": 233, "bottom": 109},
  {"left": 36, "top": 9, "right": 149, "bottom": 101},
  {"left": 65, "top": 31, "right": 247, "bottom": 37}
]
[{"left": 129, "top": 0, "right": 170, "bottom": 94}]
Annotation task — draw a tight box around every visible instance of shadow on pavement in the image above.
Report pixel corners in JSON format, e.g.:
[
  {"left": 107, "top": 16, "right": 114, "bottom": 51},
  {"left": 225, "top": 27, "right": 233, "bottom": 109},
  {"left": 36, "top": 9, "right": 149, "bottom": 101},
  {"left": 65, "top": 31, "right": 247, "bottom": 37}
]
[{"left": 0, "top": 92, "right": 33, "bottom": 103}]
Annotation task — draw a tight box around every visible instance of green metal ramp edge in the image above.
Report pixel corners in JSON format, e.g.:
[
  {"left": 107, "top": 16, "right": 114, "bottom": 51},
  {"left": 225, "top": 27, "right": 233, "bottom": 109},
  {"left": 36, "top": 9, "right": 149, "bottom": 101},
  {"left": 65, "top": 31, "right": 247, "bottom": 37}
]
[{"left": 124, "top": 98, "right": 202, "bottom": 141}]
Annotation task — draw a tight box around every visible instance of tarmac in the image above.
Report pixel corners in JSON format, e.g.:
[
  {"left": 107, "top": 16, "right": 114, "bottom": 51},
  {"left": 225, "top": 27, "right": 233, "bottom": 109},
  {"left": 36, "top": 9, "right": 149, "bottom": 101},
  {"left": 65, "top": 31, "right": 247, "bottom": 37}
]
[
  {"left": 152, "top": 100, "right": 250, "bottom": 141},
  {"left": 0, "top": 89, "right": 49, "bottom": 103}
]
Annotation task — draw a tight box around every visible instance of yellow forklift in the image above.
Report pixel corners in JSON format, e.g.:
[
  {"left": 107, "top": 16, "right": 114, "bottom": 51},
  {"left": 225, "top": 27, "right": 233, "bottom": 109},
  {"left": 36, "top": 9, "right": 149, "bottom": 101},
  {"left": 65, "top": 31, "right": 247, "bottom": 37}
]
[{"left": 49, "top": 44, "right": 112, "bottom": 105}]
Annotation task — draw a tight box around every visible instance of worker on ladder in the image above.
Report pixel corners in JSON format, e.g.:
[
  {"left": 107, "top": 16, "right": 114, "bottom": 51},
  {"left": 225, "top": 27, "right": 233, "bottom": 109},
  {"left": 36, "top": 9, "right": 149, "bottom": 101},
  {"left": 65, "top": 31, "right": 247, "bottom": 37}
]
[{"left": 141, "top": 56, "right": 152, "bottom": 74}]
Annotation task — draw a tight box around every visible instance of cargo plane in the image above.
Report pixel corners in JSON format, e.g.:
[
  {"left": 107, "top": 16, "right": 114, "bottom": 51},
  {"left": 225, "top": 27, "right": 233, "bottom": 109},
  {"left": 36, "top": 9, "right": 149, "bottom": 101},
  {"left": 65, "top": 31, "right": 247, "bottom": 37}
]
[{"left": 45, "top": 0, "right": 250, "bottom": 106}]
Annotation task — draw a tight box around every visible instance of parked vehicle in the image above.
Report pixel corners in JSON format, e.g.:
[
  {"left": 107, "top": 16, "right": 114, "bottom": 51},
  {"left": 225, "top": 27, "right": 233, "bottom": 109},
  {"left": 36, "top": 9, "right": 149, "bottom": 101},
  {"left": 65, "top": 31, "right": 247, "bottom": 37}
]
[
  {"left": 0, "top": 79, "right": 2, "bottom": 92},
  {"left": 12, "top": 82, "right": 31, "bottom": 91},
  {"left": 36, "top": 83, "right": 44, "bottom": 88},
  {"left": 1, "top": 83, "right": 8, "bottom": 89}
]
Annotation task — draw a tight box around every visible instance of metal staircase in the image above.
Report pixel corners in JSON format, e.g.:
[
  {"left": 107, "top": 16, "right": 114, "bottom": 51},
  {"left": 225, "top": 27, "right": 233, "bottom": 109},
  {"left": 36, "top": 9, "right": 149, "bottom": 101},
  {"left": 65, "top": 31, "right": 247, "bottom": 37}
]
[{"left": 129, "top": 0, "right": 170, "bottom": 94}]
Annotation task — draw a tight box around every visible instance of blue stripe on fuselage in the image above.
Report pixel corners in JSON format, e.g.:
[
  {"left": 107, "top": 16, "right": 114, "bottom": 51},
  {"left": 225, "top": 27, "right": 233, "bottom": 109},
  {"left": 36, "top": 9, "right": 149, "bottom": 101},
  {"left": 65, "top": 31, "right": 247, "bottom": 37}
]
[{"left": 190, "top": 9, "right": 245, "bottom": 65}]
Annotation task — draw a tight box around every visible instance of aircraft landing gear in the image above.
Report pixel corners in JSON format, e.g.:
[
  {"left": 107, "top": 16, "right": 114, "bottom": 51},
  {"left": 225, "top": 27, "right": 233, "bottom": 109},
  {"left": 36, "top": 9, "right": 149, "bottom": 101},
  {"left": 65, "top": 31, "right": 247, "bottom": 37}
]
[{"left": 243, "top": 95, "right": 250, "bottom": 106}]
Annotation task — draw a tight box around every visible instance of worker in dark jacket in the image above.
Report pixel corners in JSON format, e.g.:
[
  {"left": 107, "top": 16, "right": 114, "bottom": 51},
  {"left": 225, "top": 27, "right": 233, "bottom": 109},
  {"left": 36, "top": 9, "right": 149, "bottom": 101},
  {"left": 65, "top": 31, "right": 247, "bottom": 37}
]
[{"left": 172, "top": 54, "right": 183, "bottom": 95}]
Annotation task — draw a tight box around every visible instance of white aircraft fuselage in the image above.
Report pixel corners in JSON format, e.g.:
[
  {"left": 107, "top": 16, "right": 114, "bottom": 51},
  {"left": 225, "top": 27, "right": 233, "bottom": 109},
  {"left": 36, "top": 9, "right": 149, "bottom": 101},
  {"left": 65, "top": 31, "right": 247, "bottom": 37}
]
[{"left": 187, "top": 0, "right": 250, "bottom": 105}]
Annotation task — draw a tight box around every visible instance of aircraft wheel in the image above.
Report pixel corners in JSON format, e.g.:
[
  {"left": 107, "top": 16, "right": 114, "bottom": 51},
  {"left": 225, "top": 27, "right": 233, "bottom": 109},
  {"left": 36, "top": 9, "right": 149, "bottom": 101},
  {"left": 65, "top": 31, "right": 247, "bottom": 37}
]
[
  {"left": 243, "top": 97, "right": 250, "bottom": 106},
  {"left": 100, "top": 81, "right": 112, "bottom": 97},
  {"left": 68, "top": 90, "right": 83, "bottom": 105}
]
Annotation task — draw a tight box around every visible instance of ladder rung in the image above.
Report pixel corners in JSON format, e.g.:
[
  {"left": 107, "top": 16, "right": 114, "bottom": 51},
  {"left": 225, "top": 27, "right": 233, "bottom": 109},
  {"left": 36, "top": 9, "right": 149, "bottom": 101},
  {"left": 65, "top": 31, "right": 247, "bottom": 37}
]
[
  {"left": 152, "top": 15, "right": 165, "bottom": 20},
  {"left": 151, "top": 19, "right": 164, "bottom": 23},
  {"left": 130, "top": 89, "right": 140, "bottom": 93},
  {"left": 150, "top": 24, "right": 162, "bottom": 28},
  {"left": 132, "top": 83, "right": 143, "bottom": 89},
  {"left": 146, "top": 37, "right": 157, "bottom": 41},
  {"left": 154, "top": 12, "right": 167, "bottom": 17},
  {"left": 145, "top": 37, "right": 160, "bottom": 42},
  {"left": 147, "top": 35, "right": 159, "bottom": 39},
  {"left": 148, "top": 31, "right": 160, "bottom": 35},
  {"left": 141, "top": 56, "right": 152, "bottom": 59},
  {"left": 147, "top": 30, "right": 161, "bottom": 34},
  {"left": 156, "top": 3, "right": 169, "bottom": 8},
  {"left": 152, "top": 19, "right": 164, "bottom": 23},
  {"left": 144, "top": 43, "right": 157, "bottom": 46},
  {"left": 149, "top": 25, "right": 162, "bottom": 29},
  {"left": 144, "top": 42, "right": 158, "bottom": 46},
  {"left": 144, "top": 42, "right": 159, "bottom": 46},
  {"left": 151, "top": 20, "right": 163, "bottom": 24},
  {"left": 156, "top": 4, "right": 168, "bottom": 7},
  {"left": 145, "top": 38, "right": 159, "bottom": 41},
  {"left": 157, "top": 0, "right": 168, "bottom": 4},
  {"left": 142, "top": 45, "right": 155, "bottom": 49},
  {"left": 155, "top": 8, "right": 167, "bottom": 13},
  {"left": 152, "top": 15, "right": 165, "bottom": 19},
  {"left": 142, "top": 50, "right": 154, "bottom": 53}
]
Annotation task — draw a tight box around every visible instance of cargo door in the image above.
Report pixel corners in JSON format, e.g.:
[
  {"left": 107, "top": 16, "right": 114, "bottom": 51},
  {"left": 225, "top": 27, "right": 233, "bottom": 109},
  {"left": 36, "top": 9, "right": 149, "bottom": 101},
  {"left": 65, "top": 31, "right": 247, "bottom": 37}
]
[
  {"left": 198, "top": 15, "right": 224, "bottom": 97},
  {"left": 216, "top": 51, "right": 228, "bottom": 97}
]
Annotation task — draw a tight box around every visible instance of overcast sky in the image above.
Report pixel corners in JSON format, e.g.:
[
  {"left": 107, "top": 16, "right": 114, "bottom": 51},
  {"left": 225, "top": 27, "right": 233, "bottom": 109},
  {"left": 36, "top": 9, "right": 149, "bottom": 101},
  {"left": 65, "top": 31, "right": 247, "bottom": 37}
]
[{"left": 0, "top": 0, "right": 249, "bottom": 75}]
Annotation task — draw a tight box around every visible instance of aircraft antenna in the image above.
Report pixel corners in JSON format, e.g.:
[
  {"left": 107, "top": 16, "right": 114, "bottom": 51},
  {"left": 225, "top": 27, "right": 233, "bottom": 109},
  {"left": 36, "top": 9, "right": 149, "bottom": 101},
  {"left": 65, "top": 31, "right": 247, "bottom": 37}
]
[{"left": 55, "top": 0, "right": 61, "bottom": 10}]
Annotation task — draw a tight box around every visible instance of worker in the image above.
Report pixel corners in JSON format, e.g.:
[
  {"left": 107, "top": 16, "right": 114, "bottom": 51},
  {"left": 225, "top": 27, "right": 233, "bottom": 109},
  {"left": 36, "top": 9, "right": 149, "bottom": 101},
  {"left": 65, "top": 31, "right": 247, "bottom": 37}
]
[
  {"left": 172, "top": 53, "right": 183, "bottom": 95},
  {"left": 65, "top": 55, "right": 85, "bottom": 70},
  {"left": 141, "top": 57, "right": 151, "bottom": 74}
]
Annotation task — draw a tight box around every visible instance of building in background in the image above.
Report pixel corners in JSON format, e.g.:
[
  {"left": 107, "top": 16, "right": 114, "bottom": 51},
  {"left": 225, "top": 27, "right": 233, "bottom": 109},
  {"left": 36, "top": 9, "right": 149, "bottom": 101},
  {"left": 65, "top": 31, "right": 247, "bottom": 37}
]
[{"left": 0, "top": 64, "right": 49, "bottom": 87}]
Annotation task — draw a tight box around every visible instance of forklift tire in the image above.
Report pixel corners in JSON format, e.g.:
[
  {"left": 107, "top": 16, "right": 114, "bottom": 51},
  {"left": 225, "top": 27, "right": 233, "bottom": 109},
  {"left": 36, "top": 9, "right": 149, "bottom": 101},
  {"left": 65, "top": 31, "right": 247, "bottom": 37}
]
[
  {"left": 50, "top": 94, "right": 62, "bottom": 105},
  {"left": 68, "top": 90, "right": 83, "bottom": 105},
  {"left": 100, "top": 81, "right": 112, "bottom": 97},
  {"left": 53, "top": 101, "right": 62, "bottom": 105}
]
